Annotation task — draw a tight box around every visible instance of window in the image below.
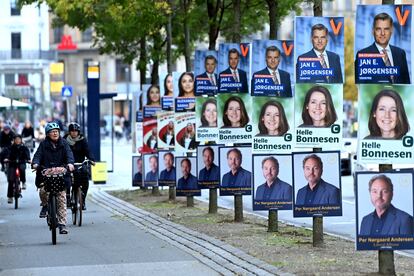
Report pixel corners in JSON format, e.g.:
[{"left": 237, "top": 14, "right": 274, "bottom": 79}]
[
  {"left": 115, "top": 59, "right": 131, "bottom": 82},
  {"left": 11, "top": 33, "right": 21, "bottom": 59},
  {"left": 82, "top": 28, "right": 93, "bottom": 42},
  {"left": 5, "top": 74, "right": 15, "bottom": 85},
  {"left": 10, "top": 0, "right": 20, "bottom": 16},
  {"left": 53, "top": 27, "right": 64, "bottom": 44},
  {"left": 83, "top": 58, "right": 93, "bottom": 83}
]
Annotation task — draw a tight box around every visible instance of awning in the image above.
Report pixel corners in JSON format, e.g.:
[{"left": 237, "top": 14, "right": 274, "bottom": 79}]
[{"left": 0, "top": 96, "right": 31, "bottom": 110}]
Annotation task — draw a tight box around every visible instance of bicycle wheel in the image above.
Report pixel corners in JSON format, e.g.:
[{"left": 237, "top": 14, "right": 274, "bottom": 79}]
[
  {"left": 14, "top": 179, "right": 20, "bottom": 209},
  {"left": 71, "top": 188, "right": 77, "bottom": 225},
  {"left": 77, "top": 187, "right": 83, "bottom": 227},
  {"left": 50, "top": 195, "right": 57, "bottom": 245}
]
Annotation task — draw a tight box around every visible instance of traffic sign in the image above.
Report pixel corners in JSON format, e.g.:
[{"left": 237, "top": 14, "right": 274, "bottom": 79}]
[{"left": 61, "top": 86, "right": 73, "bottom": 97}]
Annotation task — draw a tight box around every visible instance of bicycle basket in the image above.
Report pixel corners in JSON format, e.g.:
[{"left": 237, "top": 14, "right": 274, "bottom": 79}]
[{"left": 44, "top": 174, "right": 66, "bottom": 193}]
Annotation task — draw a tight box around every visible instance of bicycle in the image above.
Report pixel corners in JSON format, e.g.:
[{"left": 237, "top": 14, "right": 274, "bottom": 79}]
[
  {"left": 5, "top": 159, "right": 29, "bottom": 209},
  {"left": 42, "top": 167, "right": 67, "bottom": 245},
  {"left": 71, "top": 159, "right": 92, "bottom": 227}
]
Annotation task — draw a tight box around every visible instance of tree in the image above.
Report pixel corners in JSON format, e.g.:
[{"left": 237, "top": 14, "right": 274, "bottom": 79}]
[{"left": 265, "top": 0, "right": 302, "bottom": 40}]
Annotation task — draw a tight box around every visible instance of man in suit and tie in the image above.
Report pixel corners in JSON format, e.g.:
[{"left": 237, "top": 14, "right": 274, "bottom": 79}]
[
  {"left": 195, "top": 55, "right": 218, "bottom": 95},
  {"left": 296, "top": 154, "right": 340, "bottom": 205},
  {"left": 359, "top": 174, "right": 413, "bottom": 236},
  {"left": 255, "top": 157, "right": 292, "bottom": 201},
  {"left": 251, "top": 46, "right": 292, "bottom": 97},
  {"left": 355, "top": 12, "right": 410, "bottom": 84},
  {"left": 219, "top": 48, "right": 248, "bottom": 93},
  {"left": 296, "top": 24, "right": 343, "bottom": 83}
]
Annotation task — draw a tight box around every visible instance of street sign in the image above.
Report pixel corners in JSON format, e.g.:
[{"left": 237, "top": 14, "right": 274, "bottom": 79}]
[{"left": 61, "top": 86, "right": 73, "bottom": 97}]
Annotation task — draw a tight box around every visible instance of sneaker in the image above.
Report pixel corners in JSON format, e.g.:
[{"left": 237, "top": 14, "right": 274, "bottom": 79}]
[
  {"left": 59, "top": 224, "right": 68, "bottom": 234},
  {"left": 7, "top": 197, "right": 13, "bottom": 204},
  {"left": 39, "top": 205, "right": 47, "bottom": 218},
  {"left": 22, "top": 183, "right": 26, "bottom": 190}
]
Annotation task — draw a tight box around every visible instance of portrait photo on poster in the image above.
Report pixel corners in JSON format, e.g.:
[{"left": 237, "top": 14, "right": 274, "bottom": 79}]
[
  {"left": 354, "top": 5, "right": 412, "bottom": 84},
  {"left": 357, "top": 84, "right": 414, "bottom": 164},
  {"left": 143, "top": 153, "right": 158, "bottom": 187},
  {"left": 132, "top": 155, "right": 143, "bottom": 187},
  {"left": 157, "top": 111, "right": 175, "bottom": 150},
  {"left": 294, "top": 84, "right": 343, "bottom": 149},
  {"left": 295, "top": 16, "right": 344, "bottom": 84},
  {"left": 219, "top": 146, "right": 252, "bottom": 196},
  {"left": 160, "top": 72, "right": 174, "bottom": 110},
  {"left": 158, "top": 151, "right": 176, "bottom": 186},
  {"left": 252, "top": 154, "right": 293, "bottom": 211},
  {"left": 174, "top": 71, "right": 196, "bottom": 112},
  {"left": 355, "top": 171, "right": 414, "bottom": 251},
  {"left": 195, "top": 97, "right": 219, "bottom": 143},
  {"left": 292, "top": 151, "right": 342, "bottom": 217},
  {"left": 194, "top": 50, "right": 219, "bottom": 95},
  {"left": 175, "top": 156, "right": 201, "bottom": 196},
  {"left": 142, "top": 83, "right": 161, "bottom": 107},
  {"left": 142, "top": 117, "right": 158, "bottom": 154},
  {"left": 218, "top": 43, "right": 250, "bottom": 93},
  {"left": 252, "top": 96, "right": 294, "bottom": 154},
  {"left": 197, "top": 145, "right": 221, "bottom": 189},
  {"left": 251, "top": 40, "right": 294, "bottom": 97},
  {"left": 174, "top": 112, "right": 197, "bottom": 154}
]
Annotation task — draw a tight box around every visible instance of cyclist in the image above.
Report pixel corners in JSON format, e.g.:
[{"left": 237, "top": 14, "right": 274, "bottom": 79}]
[
  {"left": 64, "top": 122, "right": 95, "bottom": 210},
  {"left": 5, "top": 135, "right": 30, "bottom": 203},
  {"left": 32, "top": 122, "right": 74, "bottom": 234},
  {"left": 0, "top": 124, "right": 15, "bottom": 171}
]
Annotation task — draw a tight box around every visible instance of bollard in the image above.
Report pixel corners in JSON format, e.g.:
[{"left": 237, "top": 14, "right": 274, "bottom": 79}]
[
  {"left": 234, "top": 194, "right": 243, "bottom": 222},
  {"left": 209, "top": 188, "right": 218, "bottom": 214},
  {"left": 268, "top": 209, "right": 278, "bottom": 232},
  {"left": 169, "top": 186, "right": 176, "bottom": 201},
  {"left": 313, "top": 215, "right": 323, "bottom": 247},
  {"left": 187, "top": 195, "right": 194, "bottom": 207}
]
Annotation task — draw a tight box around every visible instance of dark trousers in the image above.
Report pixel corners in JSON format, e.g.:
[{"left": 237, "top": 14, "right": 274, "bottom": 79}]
[{"left": 7, "top": 164, "right": 26, "bottom": 198}]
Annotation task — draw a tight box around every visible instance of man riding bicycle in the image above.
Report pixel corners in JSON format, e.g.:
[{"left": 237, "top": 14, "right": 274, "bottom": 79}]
[
  {"left": 5, "top": 135, "right": 30, "bottom": 204},
  {"left": 0, "top": 124, "right": 15, "bottom": 172},
  {"left": 32, "top": 122, "right": 74, "bottom": 234},
  {"left": 64, "top": 122, "right": 95, "bottom": 210}
]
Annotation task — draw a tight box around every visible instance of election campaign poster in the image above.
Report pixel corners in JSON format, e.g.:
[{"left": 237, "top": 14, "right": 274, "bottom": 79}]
[
  {"left": 252, "top": 154, "right": 293, "bottom": 211},
  {"left": 218, "top": 43, "right": 251, "bottom": 93},
  {"left": 217, "top": 93, "right": 253, "bottom": 144},
  {"left": 142, "top": 116, "right": 158, "bottom": 154},
  {"left": 292, "top": 151, "right": 342, "bottom": 217},
  {"left": 355, "top": 171, "right": 414, "bottom": 250},
  {"left": 158, "top": 150, "right": 176, "bottom": 187},
  {"left": 175, "top": 112, "right": 197, "bottom": 154},
  {"left": 294, "top": 84, "right": 343, "bottom": 149},
  {"left": 132, "top": 155, "right": 142, "bottom": 187},
  {"left": 196, "top": 145, "right": 221, "bottom": 189},
  {"left": 194, "top": 50, "right": 219, "bottom": 96},
  {"left": 355, "top": 5, "right": 412, "bottom": 84},
  {"left": 219, "top": 146, "right": 252, "bottom": 196},
  {"left": 196, "top": 97, "right": 218, "bottom": 143},
  {"left": 252, "top": 96, "right": 294, "bottom": 154},
  {"left": 143, "top": 153, "right": 158, "bottom": 187},
  {"left": 174, "top": 71, "right": 196, "bottom": 112},
  {"left": 176, "top": 156, "right": 201, "bottom": 196},
  {"left": 160, "top": 71, "right": 174, "bottom": 110},
  {"left": 251, "top": 39, "right": 294, "bottom": 96},
  {"left": 142, "top": 83, "right": 161, "bottom": 108},
  {"left": 357, "top": 84, "right": 414, "bottom": 164},
  {"left": 295, "top": 16, "right": 345, "bottom": 84},
  {"left": 157, "top": 111, "right": 175, "bottom": 150}
]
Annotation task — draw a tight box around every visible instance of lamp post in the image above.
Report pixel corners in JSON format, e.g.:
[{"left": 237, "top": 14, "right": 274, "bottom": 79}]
[{"left": 125, "top": 66, "right": 132, "bottom": 137}]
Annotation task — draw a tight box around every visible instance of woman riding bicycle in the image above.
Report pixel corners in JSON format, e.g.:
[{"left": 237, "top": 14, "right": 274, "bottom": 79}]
[
  {"left": 5, "top": 135, "right": 30, "bottom": 204},
  {"left": 32, "top": 122, "right": 74, "bottom": 234},
  {"left": 64, "top": 122, "right": 95, "bottom": 210}
]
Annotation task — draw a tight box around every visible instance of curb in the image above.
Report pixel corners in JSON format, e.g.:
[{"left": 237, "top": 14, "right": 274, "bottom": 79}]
[{"left": 90, "top": 190, "right": 294, "bottom": 276}]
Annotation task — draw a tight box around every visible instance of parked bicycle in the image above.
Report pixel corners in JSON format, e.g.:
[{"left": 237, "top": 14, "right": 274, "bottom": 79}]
[
  {"left": 42, "top": 167, "right": 67, "bottom": 245},
  {"left": 71, "top": 159, "right": 92, "bottom": 226}
]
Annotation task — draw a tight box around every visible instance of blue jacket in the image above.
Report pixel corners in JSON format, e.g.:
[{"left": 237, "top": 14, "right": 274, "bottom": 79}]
[
  {"left": 360, "top": 204, "right": 414, "bottom": 236},
  {"left": 145, "top": 170, "right": 157, "bottom": 182},
  {"left": 195, "top": 72, "right": 218, "bottom": 95},
  {"left": 177, "top": 174, "right": 198, "bottom": 190},
  {"left": 355, "top": 43, "right": 410, "bottom": 84},
  {"left": 219, "top": 67, "right": 248, "bottom": 93},
  {"left": 296, "top": 178, "right": 340, "bottom": 205},
  {"left": 296, "top": 49, "right": 343, "bottom": 83},
  {"left": 251, "top": 68, "right": 292, "bottom": 97},
  {"left": 255, "top": 178, "right": 292, "bottom": 201},
  {"left": 159, "top": 167, "right": 176, "bottom": 181},
  {"left": 221, "top": 167, "right": 251, "bottom": 188},
  {"left": 198, "top": 163, "right": 220, "bottom": 182}
]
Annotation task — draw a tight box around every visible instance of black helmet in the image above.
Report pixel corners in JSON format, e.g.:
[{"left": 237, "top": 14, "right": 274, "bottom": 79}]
[{"left": 68, "top": 122, "right": 81, "bottom": 132}]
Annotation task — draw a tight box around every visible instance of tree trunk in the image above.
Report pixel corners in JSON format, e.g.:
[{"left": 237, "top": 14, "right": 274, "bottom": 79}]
[
  {"left": 266, "top": 0, "right": 277, "bottom": 40},
  {"left": 313, "top": 0, "right": 323, "bottom": 17},
  {"left": 182, "top": 0, "right": 192, "bottom": 71},
  {"left": 151, "top": 33, "right": 162, "bottom": 85},
  {"left": 207, "top": 0, "right": 224, "bottom": 50},
  {"left": 138, "top": 36, "right": 147, "bottom": 86},
  {"left": 231, "top": 0, "right": 241, "bottom": 43},
  {"left": 166, "top": 0, "right": 173, "bottom": 73}
]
